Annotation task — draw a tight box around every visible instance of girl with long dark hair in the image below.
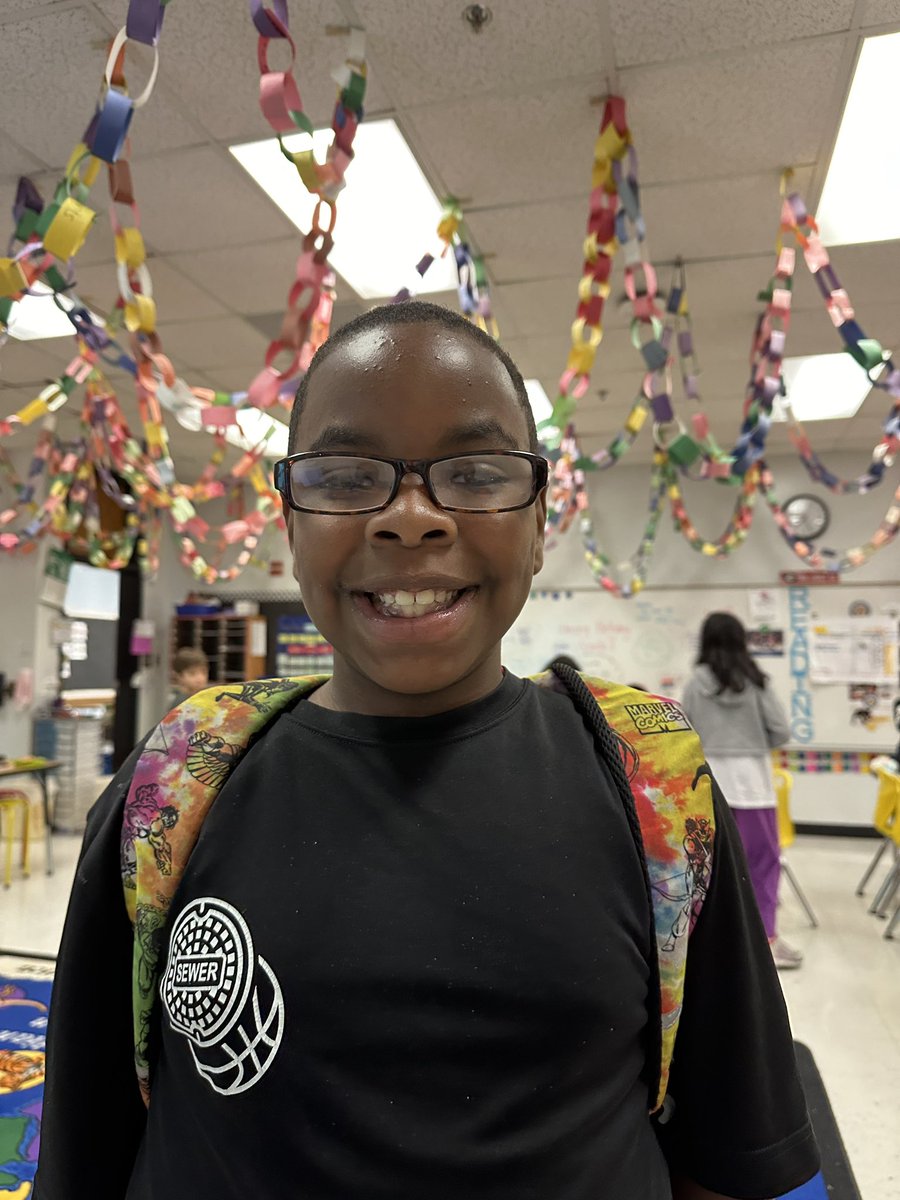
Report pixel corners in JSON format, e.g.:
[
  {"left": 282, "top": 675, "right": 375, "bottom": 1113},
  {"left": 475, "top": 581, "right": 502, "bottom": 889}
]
[{"left": 682, "top": 612, "right": 801, "bottom": 969}]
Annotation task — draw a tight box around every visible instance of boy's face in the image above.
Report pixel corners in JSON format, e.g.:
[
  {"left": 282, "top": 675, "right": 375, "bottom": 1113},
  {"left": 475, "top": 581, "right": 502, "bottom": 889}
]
[
  {"left": 177, "top": 665, "right": 208, "bottom": 694},
  {"left": 286, "top": 321, "right": 546, "bottom": 712}
]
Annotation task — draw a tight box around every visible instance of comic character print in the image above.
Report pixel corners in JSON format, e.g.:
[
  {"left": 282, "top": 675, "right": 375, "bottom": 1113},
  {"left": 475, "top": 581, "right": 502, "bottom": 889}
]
[
  {"left": 215, "top": 679, "right": 303, "bottom": 713},
  {"left": 121, "top": 782, "right": 179, "bottom": 889}
]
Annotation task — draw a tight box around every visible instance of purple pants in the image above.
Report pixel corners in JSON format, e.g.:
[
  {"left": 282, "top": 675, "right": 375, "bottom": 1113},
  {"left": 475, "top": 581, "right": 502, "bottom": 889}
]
[{"left": 731, "top": 807, "right": 781, "bottom": 940}]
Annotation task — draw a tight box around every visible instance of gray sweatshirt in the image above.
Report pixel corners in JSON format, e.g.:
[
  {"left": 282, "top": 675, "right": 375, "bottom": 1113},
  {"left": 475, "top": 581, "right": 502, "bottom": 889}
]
[{"left": 681, "top": 665, "right": 791, "bottom": 756}]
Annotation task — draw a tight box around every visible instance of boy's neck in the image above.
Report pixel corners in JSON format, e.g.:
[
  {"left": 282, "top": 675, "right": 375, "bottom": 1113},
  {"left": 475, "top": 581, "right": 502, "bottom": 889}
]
[{"left": 309, "top": 654, "right": 505, "bottom": 718}]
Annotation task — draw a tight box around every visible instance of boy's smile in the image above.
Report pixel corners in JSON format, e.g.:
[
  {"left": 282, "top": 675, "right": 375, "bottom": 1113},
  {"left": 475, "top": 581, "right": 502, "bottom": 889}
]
[{"left": 284, "top": 320, "right": 546, "bottom": 716}]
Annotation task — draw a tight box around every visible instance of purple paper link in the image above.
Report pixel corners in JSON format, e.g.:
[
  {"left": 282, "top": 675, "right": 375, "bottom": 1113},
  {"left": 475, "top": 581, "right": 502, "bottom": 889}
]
[
  {"left": 126, "top": 0, "right": 165, "bottom": 46},
  {"left": 660, "top": 325, "right": 673, "bottom": 351},
  {"left": 14, "top": 177, "right": 43, "bottom": 221},
  {"left": 416, "top": 254, "right": 433, "bottom": 277},
  {"left": 82, "top": 109, "right": 100, "bottom": 152},
  {"left": 250, "top": 0, "right": 289, "bottom": 38},
  {"left": 677, "top": 329, "right": 693, "bottom": 357},
  {"left": 650, "top": 393, "right": 674, "bottom": 422},
  {"left": 478, "top": 296, "right": 493, "bottom": 317},
  {"left": 788, "top": 193, "right": 807, "bottom": 223},
  {"left": 685, "top": 374, "right": 700, "bottom": 400},
  {"left": 883, "top": 367, "right": 900, "bottom": 397},
  {"left": 769, "top": 329, "right": 786, "bottom": 358},
  {"left": 390, "top": 288, "right": 412, "bottom": 304}
]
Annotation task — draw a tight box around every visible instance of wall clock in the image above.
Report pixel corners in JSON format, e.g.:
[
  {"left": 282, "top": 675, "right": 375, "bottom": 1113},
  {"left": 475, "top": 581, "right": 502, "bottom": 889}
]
[{"left": 782, "top": 494, "right": 830, "bottom": 540}]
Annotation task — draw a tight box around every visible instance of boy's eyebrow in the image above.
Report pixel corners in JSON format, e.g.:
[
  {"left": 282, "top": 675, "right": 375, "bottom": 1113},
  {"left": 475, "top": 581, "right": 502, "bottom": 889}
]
[
  {"left": 437, "top": 417, "right": 521, "bottom": 451},
  {"left": 306, "top": 424, "right": 382, "bottom": 453},
  {"left": 303, "top": 417, "right": 523, "bottom": 455}
]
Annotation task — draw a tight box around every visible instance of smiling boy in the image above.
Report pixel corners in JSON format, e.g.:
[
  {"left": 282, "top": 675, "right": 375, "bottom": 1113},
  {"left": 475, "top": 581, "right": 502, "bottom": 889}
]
[{"left": 37, "top": 302, "right": 818, "bottom": 1200}]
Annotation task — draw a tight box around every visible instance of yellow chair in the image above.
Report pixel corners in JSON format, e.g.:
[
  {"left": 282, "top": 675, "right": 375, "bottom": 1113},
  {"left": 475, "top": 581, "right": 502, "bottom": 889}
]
[
  {"left": 772, "top": 768, "right": 818, "bottom": 929},
  {"left": 0, "top": 790, "right": 30, "bottom": 888},
  {"left": 861, "top": 768, "right": 900, "bottom": 935}
]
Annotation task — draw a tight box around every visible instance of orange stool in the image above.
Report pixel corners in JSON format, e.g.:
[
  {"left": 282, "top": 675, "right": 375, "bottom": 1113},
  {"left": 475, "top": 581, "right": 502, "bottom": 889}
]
[{"left": 0, "top": 790, "right": 30, "bottom": 888}]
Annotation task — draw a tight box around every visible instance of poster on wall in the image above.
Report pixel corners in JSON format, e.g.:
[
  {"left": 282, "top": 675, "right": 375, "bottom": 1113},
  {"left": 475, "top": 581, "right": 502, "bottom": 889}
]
[
  {"left": 809, "top": 618, "right": 899, "bottom": 685},
  {"left": 275, "top": 615, "right": 334, "bottom": 676},
  {"left": 748, "top": 589, "right": 778, "bottom": 626},
  {"left": 846, "top": 683, "right": 895, "bottom": 734},
  {"left": 747, "top": 629, "right": 784, "bottom": 656}
]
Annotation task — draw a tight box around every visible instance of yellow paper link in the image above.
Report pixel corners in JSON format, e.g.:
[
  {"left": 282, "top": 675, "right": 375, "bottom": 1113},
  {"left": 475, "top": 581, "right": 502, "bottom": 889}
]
[
  {"left": 16, "top": 397, "right": 51, "bottom": 426},
  {"left": 583, "top": 232, "right": 617, "bottom": 264},
  {"left": 567, "top": 344, "right": 598, "bottom": 375},
  {"left": 288, "top": 149, "right": 324, "bottom": 194},
  {"left": 577, "top": 273, "right": 611, "bottom": 303},
  {"left": 595, "top": 120, "right": 629, "bottom": 164},
  {"left": 124, "top": 294, "right": 157, "bottom": 334},
  {"left": 42, "top": 196, "right": 95, "bottom": 260},
  {"left": 249, "top": 465, "right": 269, "bottom": 495},
  {"left": 591, "top": 156, "right": 615, "bottom": 193},
  {"left": 0, "top": 257, "right": 28, "bottom": 298},
  {"left": 145, "top": 423, "right": 165, "bottom": 451},
  {"left": 115, "top": 228, "right": 146, "bottom": 269},
  {"left": 625, "top": 405, "right": 648, "bottom": 436}
]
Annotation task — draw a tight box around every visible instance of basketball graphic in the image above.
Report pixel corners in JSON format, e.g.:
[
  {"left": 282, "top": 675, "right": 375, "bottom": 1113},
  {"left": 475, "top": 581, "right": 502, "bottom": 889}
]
[{"left": 160, "top": 897, "right": 284, "bottom": 1095}]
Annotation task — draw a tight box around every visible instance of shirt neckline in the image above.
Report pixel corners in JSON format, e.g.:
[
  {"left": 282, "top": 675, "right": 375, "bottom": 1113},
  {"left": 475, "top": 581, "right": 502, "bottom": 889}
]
[{"left": 286, "top": 671, "right": 527, "bottom": 746}]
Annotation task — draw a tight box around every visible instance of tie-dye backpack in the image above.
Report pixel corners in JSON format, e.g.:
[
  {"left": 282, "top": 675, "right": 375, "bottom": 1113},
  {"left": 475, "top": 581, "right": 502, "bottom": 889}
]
[{"left": 121, "top": 667, "right": 715, "bottom": 1113}]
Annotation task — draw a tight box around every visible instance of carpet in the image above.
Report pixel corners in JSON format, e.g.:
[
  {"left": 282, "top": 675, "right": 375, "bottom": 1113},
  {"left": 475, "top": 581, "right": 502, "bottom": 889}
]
[{"left": 0, "top": 956, "right": 54, "bottom": 1200}]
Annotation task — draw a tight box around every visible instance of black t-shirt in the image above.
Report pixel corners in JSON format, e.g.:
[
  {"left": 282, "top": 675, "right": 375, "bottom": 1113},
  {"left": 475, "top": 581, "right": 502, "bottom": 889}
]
[{"left": 37, "top": 673, "right": 818, "bottom": 1199}]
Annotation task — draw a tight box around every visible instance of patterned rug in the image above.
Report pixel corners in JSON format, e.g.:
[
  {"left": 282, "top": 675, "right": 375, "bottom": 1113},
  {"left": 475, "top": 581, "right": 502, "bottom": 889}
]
[{"left": 0, "top": 956, "right": 54, "bottom": 1199}]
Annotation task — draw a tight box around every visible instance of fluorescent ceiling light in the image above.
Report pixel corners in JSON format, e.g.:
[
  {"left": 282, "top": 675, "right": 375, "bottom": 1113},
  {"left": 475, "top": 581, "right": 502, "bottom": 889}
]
[
  {"left": 227, "top": 408, "right": 289, "bottom": 458},
  {"left": 772, "top": 353, "right": 880, "bottom": 422},
  {"left": 230, "top": 118, "right": 458, "bottom": 300},
  {"left": 524, "top": 379, "right": 553, "bottom": 424},
  {"left": 817, "top": 32, "right": 900, "bottom": 246},
  {"left": 6, "top": 283, "right": 105, "bottom": 342}
]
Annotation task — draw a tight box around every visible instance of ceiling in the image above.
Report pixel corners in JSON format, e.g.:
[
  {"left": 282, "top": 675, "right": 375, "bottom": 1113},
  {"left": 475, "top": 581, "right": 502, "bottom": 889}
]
[{"left": 2, "top": 0, "right": 900, "bottom": 472}]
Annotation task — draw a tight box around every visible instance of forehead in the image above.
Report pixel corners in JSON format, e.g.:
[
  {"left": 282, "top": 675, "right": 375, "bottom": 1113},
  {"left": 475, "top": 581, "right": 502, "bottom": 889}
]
[{"left": 297, "top": 321, "right": 529, "bottom": 451}]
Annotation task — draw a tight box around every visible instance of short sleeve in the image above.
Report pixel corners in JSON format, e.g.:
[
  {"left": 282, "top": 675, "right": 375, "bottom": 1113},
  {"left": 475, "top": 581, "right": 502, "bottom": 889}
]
[
  {"left": 34, "top": 742, "right": 148, "bottom": 1199},
  {"left": 654, "top": 779, "right": 820, "bottom": 1199}
]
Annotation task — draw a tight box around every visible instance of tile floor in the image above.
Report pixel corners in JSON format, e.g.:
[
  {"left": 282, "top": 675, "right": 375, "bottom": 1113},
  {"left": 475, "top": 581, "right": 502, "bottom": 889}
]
[{"left": 1, "top": 831, "right": 897, "bottom": 1197}]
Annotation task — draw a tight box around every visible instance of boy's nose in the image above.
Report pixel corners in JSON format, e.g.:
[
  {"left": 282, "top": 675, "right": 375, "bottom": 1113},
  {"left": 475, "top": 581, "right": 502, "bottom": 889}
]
[{"left": 365, "top": 474, "right": 458, "bottom": 547}]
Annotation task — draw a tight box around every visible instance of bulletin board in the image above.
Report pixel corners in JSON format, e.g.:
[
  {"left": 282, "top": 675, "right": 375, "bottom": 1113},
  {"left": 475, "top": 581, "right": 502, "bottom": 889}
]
[{"left": 502, "top": 584, "right": 900, "bottom": 750}]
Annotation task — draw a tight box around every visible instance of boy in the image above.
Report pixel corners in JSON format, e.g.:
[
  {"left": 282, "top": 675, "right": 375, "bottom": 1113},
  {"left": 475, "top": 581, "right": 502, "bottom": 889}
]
[
  {"left": 37, "top": 302, "right": 818, "bottom": 1199},
  {"left": 168, "top": 646, "right": 209, "bottom": 708}
]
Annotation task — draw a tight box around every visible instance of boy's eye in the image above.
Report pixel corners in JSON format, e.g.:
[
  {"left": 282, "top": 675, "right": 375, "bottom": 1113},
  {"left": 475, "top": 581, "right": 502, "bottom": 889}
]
[
  {"left": 318, "top": 468, "right": 378, "bottom": 493},
  {"left": 447, "top": 461, "right": 511, "bottom": 489}
]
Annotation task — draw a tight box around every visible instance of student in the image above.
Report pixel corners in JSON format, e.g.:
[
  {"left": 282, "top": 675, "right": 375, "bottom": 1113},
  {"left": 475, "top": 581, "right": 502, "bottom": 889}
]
[
  {"left": 168, "top": 646, "right": 209, "bottom": 708},
  {"left": 37, "top": 302, "right": 818, "bottom": 1200},
  {"left": 681, "top": 612, "right": 799, "bottom": 970}
]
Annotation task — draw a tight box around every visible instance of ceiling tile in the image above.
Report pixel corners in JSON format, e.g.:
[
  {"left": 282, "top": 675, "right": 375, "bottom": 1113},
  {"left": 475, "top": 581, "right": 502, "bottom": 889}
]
[
  {"left": 353, "top": 0, "right": 611, "bottom": 108},
  {"left": 0, "top": 339, "right": 73, "bottom": 388},
  {"left": 0, "top": 7, "right": 200, "bottom": 168},
  {"left": 176, "top": 238, "right": 309, "bottom": 315},
  {"left": 70, "top": 257, "right": 229, "bottom": 324},
  {"left": 121, "top": 146, "right": 296, "bottom": 253},
  {"left": 153, "top": 315, "right": 269, "bottom": 374},
  {"left": 464, "top": 198, "right": 586, "bottom": 284},
  {"left": 610, "top": 0, "right": 855, "bottom": 68},
  {"left": 405, "top": 83, "right": 605, "bottom": 209},
  {"left": 96, "top": 0, "right": 392, "bottom": 145},
  {"left": 640, "top": 168, "right": 815, "bottom": 262},
  {"left": 0, "top": 129, "right": 48, "bottom": 181},
  {"left": 861, "top": 1, "right": 900, "bottom": 24},
  {"left": 621, "top": 39, "right": 846, "bottom": 183}
]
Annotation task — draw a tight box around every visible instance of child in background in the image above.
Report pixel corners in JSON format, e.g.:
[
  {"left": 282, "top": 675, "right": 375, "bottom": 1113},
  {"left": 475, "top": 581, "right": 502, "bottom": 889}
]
[
  {"left": 681, "top": 612, "right": 800, "bottom": 970},
  {"left": 168, "top": 646, "right": 209, "bottom": 709},
  {"left": 38, "top": 303, "right": 818, "bottom": 1200}
]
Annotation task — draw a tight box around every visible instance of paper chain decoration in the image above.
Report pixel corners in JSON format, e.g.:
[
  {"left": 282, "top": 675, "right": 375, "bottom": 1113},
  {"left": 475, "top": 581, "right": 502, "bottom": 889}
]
[{"left": 0, "top": 20, "right": 896, "bottom": 595}]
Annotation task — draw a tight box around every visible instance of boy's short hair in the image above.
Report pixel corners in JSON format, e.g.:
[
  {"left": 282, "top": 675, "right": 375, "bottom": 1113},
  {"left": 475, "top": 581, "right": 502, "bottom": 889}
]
[
  {"left": 173, "top": 647, "right": 208, "bottom": 675},
  {"left": 289, "top": 300, "right": 539, "bottom": 454}
]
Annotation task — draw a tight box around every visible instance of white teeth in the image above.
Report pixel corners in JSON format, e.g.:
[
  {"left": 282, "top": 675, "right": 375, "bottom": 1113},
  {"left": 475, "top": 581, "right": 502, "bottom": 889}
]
[{"left": 368, "top": 587, "right": 463, "bottom": 618}]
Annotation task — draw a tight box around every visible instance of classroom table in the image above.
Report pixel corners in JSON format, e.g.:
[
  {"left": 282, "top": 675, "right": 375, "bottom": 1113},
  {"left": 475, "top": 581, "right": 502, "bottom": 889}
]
[{"left": 0, "top": 759, "right": 61, "bottom": 875}]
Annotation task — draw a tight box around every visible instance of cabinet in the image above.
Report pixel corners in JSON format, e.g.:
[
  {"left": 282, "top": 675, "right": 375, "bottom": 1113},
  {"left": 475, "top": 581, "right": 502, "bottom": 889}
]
[
  {"left": 33, "top": 717, "right": 103, "bottom": 833},
  {"left": 171, "top": 615, "right": 267, "bottom": 685}
]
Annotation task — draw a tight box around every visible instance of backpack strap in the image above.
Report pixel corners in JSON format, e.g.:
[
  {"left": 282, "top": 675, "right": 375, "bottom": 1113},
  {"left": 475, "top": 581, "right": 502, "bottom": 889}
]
[
  {"left": 530, "top": 667, "right": 715, "bottom": 1113},
  {"left": 121, "top": 676, "right": 326, "bottom": 1104}
]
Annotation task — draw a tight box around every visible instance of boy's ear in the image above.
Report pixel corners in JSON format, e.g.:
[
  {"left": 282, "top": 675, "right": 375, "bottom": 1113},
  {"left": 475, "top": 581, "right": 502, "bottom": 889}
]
[{"left": 532, "top": 488, "right": 547, "bottom": 576}]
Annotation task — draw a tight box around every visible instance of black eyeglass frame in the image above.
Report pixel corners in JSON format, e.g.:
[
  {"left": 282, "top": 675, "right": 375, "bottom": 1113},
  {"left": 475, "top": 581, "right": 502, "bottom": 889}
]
[{"left": 273, "top": 450, "right": 550, "bottom": 515}]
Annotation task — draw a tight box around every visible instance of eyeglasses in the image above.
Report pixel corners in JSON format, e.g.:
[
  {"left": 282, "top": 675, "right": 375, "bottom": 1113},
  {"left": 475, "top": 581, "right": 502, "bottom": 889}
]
[{"left": 273, "top": 451, "right": 549, "bottom": 515}]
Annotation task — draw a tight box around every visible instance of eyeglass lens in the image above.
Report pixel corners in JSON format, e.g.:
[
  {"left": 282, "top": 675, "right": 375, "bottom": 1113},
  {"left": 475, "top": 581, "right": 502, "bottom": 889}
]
[{"left": 287, "top": 454, "right": 537, "bottom": 513}]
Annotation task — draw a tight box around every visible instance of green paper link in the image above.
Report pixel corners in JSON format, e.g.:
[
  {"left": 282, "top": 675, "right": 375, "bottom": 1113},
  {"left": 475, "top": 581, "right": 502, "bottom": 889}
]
[
  {"left": 43, "top": 266, "right": 68, "bottom": 293},
  {"left": 15, "top": 210, "right": 39, "bottom": 242},
  {"left": 845, "top": 339, "right": 883, "bottom": 372},
  {"left": 290, "top": 110, "right": 314, "bottom": 136},
  {"left": 341, "top": 70, "right": 366, "bottom": 112}
]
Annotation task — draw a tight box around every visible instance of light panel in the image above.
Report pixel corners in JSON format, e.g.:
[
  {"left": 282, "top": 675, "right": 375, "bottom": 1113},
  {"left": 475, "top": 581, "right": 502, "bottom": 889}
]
[{"left": 230, "top": 119, "right": 458, "bottom": 300}]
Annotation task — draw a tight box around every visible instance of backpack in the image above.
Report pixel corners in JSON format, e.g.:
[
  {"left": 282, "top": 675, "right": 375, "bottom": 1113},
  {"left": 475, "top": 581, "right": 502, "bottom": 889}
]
[{"left": 121, "top": 666, "right": 715, "bottom": 1114}]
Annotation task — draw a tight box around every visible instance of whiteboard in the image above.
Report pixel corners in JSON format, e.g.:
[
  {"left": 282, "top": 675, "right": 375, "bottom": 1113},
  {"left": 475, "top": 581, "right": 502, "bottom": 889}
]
[{"left": 502, "top": 584, "right": 900, "bottom": 751}]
